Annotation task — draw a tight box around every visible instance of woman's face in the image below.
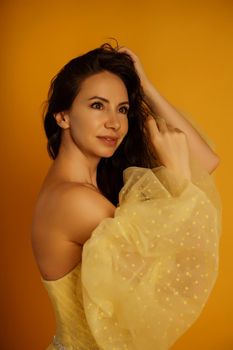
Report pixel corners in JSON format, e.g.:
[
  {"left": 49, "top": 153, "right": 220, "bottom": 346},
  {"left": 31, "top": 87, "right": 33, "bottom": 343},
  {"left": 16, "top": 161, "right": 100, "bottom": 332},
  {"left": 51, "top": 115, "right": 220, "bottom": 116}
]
[{"left": 61, "top": 70, "right": 129, "bottom": 158}]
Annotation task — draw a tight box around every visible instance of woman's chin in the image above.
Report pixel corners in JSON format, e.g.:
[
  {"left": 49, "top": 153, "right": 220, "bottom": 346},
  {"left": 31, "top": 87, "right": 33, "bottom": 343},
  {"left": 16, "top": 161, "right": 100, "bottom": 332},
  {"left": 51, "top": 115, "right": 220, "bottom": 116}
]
[{"left": 98, "top": 150, "right": 116, "bottom": 158}]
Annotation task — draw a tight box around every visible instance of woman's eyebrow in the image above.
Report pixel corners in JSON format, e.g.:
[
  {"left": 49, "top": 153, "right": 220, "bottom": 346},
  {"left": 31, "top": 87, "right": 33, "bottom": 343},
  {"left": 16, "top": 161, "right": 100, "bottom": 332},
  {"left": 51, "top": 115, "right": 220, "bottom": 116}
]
[{"left": 88, "top": 96, "right": 129, "bottom": 106}]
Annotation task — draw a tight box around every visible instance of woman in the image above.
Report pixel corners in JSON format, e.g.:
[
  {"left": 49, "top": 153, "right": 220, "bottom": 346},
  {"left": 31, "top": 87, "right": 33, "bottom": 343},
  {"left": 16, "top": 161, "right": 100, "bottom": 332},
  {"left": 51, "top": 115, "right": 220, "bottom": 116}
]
[{"left": 31, "top": 42, "right": 222, "bottom": 350}]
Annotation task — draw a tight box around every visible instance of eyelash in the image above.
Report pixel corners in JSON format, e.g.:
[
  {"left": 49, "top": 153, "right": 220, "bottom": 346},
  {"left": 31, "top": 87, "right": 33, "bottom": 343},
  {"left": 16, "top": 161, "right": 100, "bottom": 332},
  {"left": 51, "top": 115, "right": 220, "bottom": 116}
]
[{"left": 90, "top": 102, "right": 129, "bottom": 115}]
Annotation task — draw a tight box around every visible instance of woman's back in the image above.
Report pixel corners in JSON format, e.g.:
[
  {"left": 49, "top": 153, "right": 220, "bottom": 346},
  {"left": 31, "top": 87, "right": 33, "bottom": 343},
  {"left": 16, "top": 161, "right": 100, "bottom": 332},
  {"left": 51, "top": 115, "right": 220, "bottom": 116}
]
[
  {"left": 31, "top": 165, "right": 115, "bottom": 349},
  {"left": 31, "top": 167, "right": 116, "bottom": 282}
]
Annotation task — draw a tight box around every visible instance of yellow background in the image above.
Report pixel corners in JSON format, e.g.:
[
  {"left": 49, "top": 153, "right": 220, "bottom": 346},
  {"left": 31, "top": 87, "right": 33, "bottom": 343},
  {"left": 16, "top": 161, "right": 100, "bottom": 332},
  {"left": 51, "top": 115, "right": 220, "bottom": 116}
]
[{"left": 1, "top": 0, "right": 232, "bottom": 349}]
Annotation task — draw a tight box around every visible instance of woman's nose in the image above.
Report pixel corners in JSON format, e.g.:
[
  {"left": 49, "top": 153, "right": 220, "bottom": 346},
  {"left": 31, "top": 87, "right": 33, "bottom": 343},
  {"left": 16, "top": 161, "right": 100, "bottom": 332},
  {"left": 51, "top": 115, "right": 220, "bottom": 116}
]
[{"left": 105, "top": 112, "right": 121, "bottom": 130}]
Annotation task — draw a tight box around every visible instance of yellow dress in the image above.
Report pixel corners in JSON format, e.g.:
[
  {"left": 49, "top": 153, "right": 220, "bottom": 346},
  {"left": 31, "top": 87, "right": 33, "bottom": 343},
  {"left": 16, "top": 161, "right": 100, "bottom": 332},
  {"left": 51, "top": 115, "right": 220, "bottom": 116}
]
[{"left": 42, "top": 154, "right": 222, "bottom": 350}]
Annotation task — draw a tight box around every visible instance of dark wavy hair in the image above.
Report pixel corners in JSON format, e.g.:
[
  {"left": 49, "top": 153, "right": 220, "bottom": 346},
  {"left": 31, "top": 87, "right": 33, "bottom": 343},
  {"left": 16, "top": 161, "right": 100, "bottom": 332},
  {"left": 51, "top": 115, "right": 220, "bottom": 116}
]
[{"left": 43, "top": 42, "right": 159, "bottom": 206}]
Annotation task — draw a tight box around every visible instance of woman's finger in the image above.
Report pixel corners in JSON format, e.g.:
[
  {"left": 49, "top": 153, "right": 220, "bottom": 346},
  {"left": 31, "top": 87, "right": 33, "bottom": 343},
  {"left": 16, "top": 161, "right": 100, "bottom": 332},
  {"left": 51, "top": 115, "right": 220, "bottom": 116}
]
[
  {"left": 155, "top": 117, "right": 169, "bottom": 133},
  {"left": 144, "top": 115, "right": 160, "bottom": 139},
  {"left": 117, "top": 46, "right": 138, "bottom": 65},
  {"left": 117, "top": 46, "right": 133, "bottom": 54}
]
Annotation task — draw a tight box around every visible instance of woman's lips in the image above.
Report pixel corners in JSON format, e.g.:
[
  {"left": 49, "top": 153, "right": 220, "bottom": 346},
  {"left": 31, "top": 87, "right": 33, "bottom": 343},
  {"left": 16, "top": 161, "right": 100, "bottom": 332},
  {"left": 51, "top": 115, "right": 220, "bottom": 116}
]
[{"left": 97, "top": 136, "right": 118, "bottom": 147}]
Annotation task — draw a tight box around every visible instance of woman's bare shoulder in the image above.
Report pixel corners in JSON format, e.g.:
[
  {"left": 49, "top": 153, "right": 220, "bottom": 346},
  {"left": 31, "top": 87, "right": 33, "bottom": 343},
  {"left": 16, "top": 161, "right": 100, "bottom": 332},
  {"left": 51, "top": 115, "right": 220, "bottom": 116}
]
[{"left": 33, "top": 182, "right": 116, "bottom": 245}]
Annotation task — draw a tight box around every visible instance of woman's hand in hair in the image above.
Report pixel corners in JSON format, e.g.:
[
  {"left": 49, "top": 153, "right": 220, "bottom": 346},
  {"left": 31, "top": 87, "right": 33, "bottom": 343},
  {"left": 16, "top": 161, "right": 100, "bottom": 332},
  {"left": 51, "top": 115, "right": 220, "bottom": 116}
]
[
  {"left": 116, "top": 46, "right": 151, "bottom": 89},
  {"left": 145, "top": 115, "right": 192, "bottom": 180}
]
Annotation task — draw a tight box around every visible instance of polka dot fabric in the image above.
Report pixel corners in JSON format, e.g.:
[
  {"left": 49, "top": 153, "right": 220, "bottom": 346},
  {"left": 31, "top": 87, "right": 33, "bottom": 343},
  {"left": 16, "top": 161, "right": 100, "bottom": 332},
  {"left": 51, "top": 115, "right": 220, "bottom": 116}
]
[{"left": 81, "top": 154, "right": 222, "bottom": 350}]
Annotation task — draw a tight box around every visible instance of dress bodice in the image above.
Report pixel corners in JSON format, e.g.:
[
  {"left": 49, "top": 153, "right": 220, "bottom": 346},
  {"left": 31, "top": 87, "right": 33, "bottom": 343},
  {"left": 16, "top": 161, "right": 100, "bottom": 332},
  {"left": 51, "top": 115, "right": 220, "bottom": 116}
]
[{"left": 42, "top": 262, "right": 100, "bottom": 350}]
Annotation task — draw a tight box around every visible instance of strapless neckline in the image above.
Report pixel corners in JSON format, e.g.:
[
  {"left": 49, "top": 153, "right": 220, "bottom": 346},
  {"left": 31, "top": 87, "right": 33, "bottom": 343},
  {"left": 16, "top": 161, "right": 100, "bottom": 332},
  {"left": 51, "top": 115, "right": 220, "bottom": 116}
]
[{"left": 41, "top": 261, "right": 81, "bottom": 283}]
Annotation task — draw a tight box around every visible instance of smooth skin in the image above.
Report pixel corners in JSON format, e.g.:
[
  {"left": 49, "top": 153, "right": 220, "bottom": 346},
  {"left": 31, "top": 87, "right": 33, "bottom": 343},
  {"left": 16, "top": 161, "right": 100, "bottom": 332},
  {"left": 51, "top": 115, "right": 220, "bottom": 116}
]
[{"left": 32, "top": 69, "right": 191, "bottom": 281}]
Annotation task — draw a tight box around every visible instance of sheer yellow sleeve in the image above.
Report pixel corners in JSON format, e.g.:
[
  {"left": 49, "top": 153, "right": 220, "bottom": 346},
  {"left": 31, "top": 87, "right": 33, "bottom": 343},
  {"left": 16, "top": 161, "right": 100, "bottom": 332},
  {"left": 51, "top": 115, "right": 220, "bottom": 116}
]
[{"left": 81, "top": 154, "right": 222, "bottom": 350}]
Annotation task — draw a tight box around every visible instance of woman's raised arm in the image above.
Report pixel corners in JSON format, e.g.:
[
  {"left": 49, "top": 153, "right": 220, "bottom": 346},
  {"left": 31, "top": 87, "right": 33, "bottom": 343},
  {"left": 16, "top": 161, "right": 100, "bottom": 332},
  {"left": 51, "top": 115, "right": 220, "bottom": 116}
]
[{"left": 117, "top": 46, "right": 220, "bottom": 174}]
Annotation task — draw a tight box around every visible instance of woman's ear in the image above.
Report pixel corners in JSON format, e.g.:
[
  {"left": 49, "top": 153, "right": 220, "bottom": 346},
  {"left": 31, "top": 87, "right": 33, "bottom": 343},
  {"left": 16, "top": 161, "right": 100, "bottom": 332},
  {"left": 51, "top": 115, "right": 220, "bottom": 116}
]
[{"left": 53, "top": 111, "right": 70, "bottom": 129}]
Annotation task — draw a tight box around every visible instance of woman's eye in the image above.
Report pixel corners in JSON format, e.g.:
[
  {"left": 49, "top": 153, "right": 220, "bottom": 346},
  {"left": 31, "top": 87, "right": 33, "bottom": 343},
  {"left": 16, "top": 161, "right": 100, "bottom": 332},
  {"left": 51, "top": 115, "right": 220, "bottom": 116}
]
[
  {"left": 90, "top": 102, "right": 129, "bottom": 114},
  {"left": 120, "top": 106, "right": 129, "bottom": 114},
  {"left": 91, "top": 102, "right": 103, "bottom": 109}
]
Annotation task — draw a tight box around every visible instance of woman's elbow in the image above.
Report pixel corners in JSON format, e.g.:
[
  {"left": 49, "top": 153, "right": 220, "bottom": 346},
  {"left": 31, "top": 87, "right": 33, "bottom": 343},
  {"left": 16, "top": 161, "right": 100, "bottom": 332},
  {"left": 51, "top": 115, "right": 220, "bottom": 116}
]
[{"left": 209, "top": 155, "right": 220, "bottom": 174}]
